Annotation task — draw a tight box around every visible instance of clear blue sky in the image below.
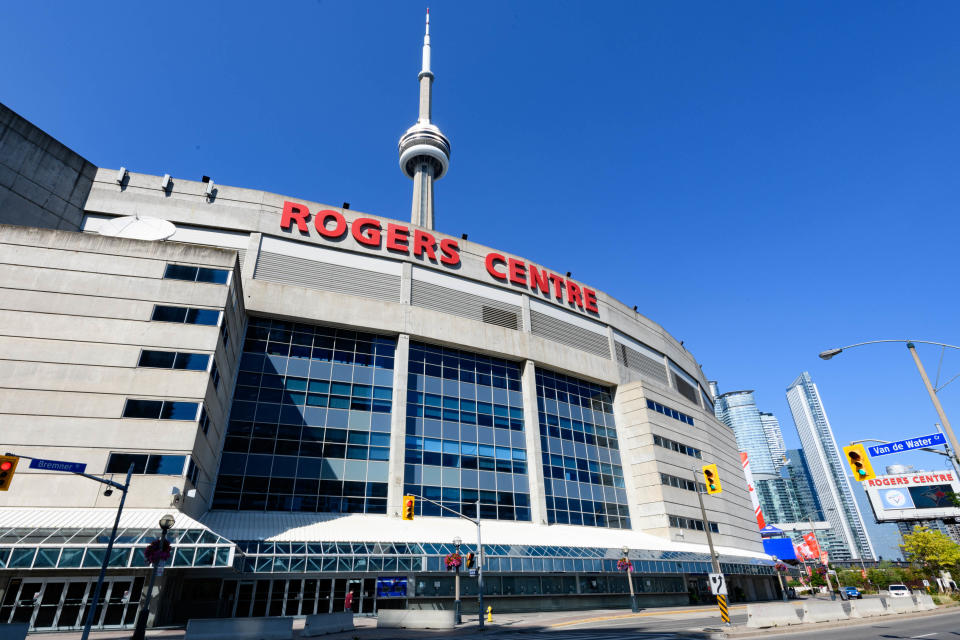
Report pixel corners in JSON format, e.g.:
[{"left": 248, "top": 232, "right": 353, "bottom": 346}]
[{"left": 4, "top": 1, "right": 959, "bottom": 556}]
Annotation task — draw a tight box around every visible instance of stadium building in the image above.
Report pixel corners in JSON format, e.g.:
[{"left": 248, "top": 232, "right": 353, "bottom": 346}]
[{"left": 0, "top": 14, "right": 776, "bottom": 631}]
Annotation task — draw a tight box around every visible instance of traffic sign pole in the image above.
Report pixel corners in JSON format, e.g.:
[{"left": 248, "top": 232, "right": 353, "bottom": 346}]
[
  {"left": 717, "top": 594, "right": 730, "bottom": 624},
  {"left": 693, "top": 469, "right": 728, "bottom": 626}
]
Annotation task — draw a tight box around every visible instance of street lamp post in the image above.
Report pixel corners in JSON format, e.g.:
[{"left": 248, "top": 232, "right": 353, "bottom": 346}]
[
  {"left": 772, "top": 557, "right": 788, "bottom": 601},
  {"left": 819, "top": 340, "right": 960, "bottom": 474},
  {"left": 621, "top": 546, "right": 638, "bottom": 613},
  {"left": 131, "top": 514, "right": 176, "bottom": 640},
  {"left": 453, "top": 536, "right": 462, "bottom": 624}
]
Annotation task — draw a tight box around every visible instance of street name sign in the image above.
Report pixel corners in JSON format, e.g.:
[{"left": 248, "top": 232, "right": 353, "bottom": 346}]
[
  {"left": 868, "top": 434, "right": 946, "bottom": 457},
  {"left": 29, "top": 458, "right": 87, "bottom": 474}
]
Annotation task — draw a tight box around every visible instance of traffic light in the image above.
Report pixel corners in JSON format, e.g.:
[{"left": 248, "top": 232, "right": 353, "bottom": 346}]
[
  {"left": 402, "top": 495, "right": 415, "bottom": 520},
  {"left": 702, "top": 463, "right": 722, "bottom": 494},
  {"left": 843, "top": 444, "right": 875, "bottom": 481},
  {"left": 0, "top": 455, "right": 19, "bottom": 491},
  {"left": 466, "top": 552, "right": 475, "bottom": 569}
]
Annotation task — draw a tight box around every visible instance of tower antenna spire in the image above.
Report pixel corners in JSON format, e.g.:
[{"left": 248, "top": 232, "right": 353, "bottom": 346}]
[{"left": 399, "top": 8, "right": 450, "bottom": 230}]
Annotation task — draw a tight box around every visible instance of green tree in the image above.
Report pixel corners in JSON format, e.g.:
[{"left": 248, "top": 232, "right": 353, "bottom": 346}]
[{"left": 900, "top": 525, "right": 960, "bottom": 575}]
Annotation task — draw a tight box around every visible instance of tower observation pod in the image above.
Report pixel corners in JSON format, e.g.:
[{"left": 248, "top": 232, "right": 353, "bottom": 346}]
[{"left": 399, "top": 9, "right": 451, "bottom": 230}]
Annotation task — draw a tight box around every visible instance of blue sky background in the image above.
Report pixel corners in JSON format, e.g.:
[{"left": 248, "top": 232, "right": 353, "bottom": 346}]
[{"left": 4, "top": 1, "right": 959, "bottom": 559}]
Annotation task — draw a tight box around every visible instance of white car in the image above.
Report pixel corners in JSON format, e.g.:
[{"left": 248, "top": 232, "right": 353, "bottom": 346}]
[{"left": 887, "top": 584, "right": 911, "bottom": 598}]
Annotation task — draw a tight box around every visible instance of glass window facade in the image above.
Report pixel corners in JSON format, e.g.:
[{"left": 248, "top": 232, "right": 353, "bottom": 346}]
[
  {"left": 213, "top": 319, "right": 395, "bottom": 513},
  {"left": 404, "top": 342, "right": 531, "bottom": 521},
  {"left": 537, "top": 369, "right": 630, "bottom": 529}
]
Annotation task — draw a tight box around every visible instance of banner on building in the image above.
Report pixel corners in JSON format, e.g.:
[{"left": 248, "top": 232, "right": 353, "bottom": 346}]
[
  {"left": 740, "top": 452, "right": 766, "bottom": 530},
  {"left": 863, "top": 470, "right": 960, "bottom": 523}
]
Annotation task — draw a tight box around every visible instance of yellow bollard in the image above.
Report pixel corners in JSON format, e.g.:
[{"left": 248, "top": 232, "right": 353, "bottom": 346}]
[{"left": 486, "top": 605, "right": 492, "bottom": 622}]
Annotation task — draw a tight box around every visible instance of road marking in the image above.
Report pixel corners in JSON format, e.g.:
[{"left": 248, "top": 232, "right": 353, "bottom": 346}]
[
  {"left": 548, "top": 605, "right": 747, "bottom": 628},
  {"left": 911, "top": 634, "right": 937, "bottom": 638}
]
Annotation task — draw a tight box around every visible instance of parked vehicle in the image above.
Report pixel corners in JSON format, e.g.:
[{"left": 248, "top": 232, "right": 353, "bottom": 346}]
[
  {"left": 842, "top": 586, "right": 863, "bottom": 599},
  {"left": 887, "top": 584, "right": 911, "bottom": 598}
]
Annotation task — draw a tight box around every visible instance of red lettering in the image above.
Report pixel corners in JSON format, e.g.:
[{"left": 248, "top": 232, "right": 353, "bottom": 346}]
[
  {"left": 583, "top": 287, "right": 599, "bottom": 313},
  {"left": 386, "top": 224, "right": 410, "bottom": 253},
  {"left": 528, "top": 265, "right": 550, "bottom": 295},
  {"left": 485, "top": 253, "right": 507, "bottom": 280},
  {"left": 508, "top": 259, "right": 527, "bottom": 286},
  {"left": 352, "top": 218, "right": 382, "bottom": 247},
  {"left": 315, "top": 210, "right": 346, "bottom": 238},
  {"left": 439, "top": 238, "right": 460, "bottom": 266},
  {"left": 566, "top": 281, "right": 584, "bottom": 308},
  {"left": 280, "top": 201, "right": 310, "bottom": 233},
  {"left": 547, "top": 272, "right": 565, "bottom": 300},
  {"left": 413, "top": 230, "right": 437, "bottom": 260}
]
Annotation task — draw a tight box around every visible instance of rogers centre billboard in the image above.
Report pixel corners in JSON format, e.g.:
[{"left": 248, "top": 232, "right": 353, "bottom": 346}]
[
  {"left": 864, "top": 470, "right": 960, "bottom": 523},
  {"left": 279, "top": 201, "right": 600, "bottom": 315}
]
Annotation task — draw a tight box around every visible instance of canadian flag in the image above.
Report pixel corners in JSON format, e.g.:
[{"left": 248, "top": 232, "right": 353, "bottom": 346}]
[{"left": 740, "top": 452, "right": 766, "bottom": 530}]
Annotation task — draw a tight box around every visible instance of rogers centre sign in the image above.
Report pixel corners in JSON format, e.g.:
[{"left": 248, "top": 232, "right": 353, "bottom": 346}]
[
  {"left": 280, "top": 201, "right": 599, "bottom": 314},
  {"left": 865, "top": 471, "right": 956, "bottom": 488}
]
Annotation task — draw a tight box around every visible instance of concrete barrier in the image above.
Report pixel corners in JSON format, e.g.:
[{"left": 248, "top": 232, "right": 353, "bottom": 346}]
[
  {"left": 185, "top": 616, "right": 293, "bottom": 640},
  {"left": 377, "top": 609, "right": 456, "bottom": 629},
  {"left": 746, "top": 602, "right": 803, "bottom": 628},
  {"left": 0, "top": 623, "right": 29, "bottom": 640},
  {"left": 302, "top": 612, "right": 354, "bottom": 637},
  {"left": 848, "top": 599, "right": 889, "bottom": 618},
  {"left": 802, "top": 600, "right": 848, "bottom": 623},
  {"left": 914, "top": 593, "right": 937, "bottom": 611},
  {"left": 883, "top": 596, "right": 917, "bottom": 614}
]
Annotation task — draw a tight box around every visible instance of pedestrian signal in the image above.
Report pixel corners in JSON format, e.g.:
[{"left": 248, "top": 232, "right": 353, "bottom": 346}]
[
  {"left": 843, "top": 444, "right": 875, "bottom": 481},
  {"left": 0, "top": 455, "right": 19, "bottom": 491},
  {"left": 702, "top": 463, "right": 722, "bottom": 494},
  {"left": 402, "top": 495, "right": 415, "bottom": 520}
]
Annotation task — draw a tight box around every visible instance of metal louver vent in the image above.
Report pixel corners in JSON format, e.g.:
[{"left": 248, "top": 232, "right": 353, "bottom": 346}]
[
  {"left": 411, "top": 279, "right": 520, "bottom": 330},
  {"left": 673, "top": 372, "right": 699, "bottom": 404},
  {"left": 253, "top": 251, "right": 401, "bottom": 302},
  {"left": 530, "top": 310, "right": 610, "bottom": 358},
  {"left": 616, "top": 342, "right": 669, "bottom": 385}
]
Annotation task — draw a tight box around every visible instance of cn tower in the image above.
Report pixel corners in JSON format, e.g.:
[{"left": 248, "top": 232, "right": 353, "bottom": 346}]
[{"left": 398, "top": 9, "right": 450, "bottom": 231}]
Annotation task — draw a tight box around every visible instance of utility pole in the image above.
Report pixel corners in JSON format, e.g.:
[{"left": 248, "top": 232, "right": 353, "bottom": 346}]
[{"left": 693, "top": 469, "right": 728, "bottom": 625}]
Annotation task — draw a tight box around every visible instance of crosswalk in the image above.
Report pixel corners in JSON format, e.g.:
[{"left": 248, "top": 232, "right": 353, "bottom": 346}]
[{"left": 489, "top": 633, "right": 708, "bottom": 640}]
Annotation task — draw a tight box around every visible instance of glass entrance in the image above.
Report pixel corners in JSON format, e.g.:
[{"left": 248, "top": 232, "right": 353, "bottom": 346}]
[{"left": 0, "top": 578, "right": 143, "bottom": 630}]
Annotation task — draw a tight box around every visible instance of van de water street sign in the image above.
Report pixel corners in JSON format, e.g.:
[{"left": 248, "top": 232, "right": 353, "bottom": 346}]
[
  {"left": 28, "top": 458, "right": 87, "bottom": 474},
  {"left": 868, "top": 434, "right": 946, "bottom": 457}
]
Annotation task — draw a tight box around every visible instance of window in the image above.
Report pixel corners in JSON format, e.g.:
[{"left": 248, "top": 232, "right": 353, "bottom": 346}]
[
  {"left": 122, "top": 399, "right": 199, "bottom": 421},
  {"left": 660, "top": 473, "right": 706, "bottom": 493},
  {"left": 653, "top": 433, "right": 702, "bottom": 459},
  {"left": 105, "top": 453, "right": 186, "bottom": 475},
  {"left": 211, "top": 361, "right": 221, "bottom": 390},
  {"left": 646, "top": 399, "right": 695, "bottom": 426},
  {"left": 187, "top": 459, "right": 201, "bottom": 486},
  {"left": 220, "top": 322, "right": 231, "bottom": 350},
  {"left": 668, "top": 514, "right": 719, "bottom": 533},
  {"left": 164, "top": 264, "right": 230, "bottom": 285},
  {"left": 138, "top": 350, "right": 210, "bottom": 371},
  {"left": 151, "top": 305, "right": 220, "bottom": 326},
  {"left": 199, "top": 405, "right": 211, "bottom": 435}
]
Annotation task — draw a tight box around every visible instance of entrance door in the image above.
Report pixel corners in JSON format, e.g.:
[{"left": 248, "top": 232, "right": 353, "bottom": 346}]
[
  {"left": 58, "top": 582, "right": 89, "bottom": 629},
  {"left": 31, "top": 582, "right": 65, "bottom": 630},
  {"left": 234, "top": 581, "right": 255, "bottom": 618},
  {"left": 361, "top": 578, "right": 376, "bottom": 614}
]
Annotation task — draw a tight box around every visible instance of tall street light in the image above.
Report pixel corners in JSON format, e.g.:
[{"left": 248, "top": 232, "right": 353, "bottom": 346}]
[
  {"left": 131, "top": 514, "right": 175, "bottom": 640},
  {"left": 621, "top": 546, "right": 638, "bottom": 613},
  {"left": 452, "top": 536, "right": 462, "bottom": 624},
  {"left": 819, "top": 340, "right": 960, "bottom": 474}
]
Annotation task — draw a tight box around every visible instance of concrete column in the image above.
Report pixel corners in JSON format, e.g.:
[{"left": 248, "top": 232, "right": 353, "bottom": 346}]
[
  {"left": 387, "top": 334, "right": 411, "bottom": 516},
  {"left": 607, "top": 327, "right": 618, "bottom": 369},
  {"left": 520, "top": 295, "right": 532, "bottom": 333},
  {"left": 400, "top": 262, "right": 412, "bottom": 305},
  {"left": 242, "top": 232, "right": 261, "bottom": 282},
  {"left": 520, "top": 360, "right": 548, "bottom": 525}
]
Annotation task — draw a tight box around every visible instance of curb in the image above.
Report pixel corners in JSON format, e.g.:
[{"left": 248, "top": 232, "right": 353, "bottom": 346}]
[{"left": 719, "top": 602, "right": 960, "bottom": 638}]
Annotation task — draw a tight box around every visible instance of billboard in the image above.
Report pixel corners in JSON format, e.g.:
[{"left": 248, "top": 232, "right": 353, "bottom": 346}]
[{"left": 864, "top": 470, "right": 960, "bottom": 523}]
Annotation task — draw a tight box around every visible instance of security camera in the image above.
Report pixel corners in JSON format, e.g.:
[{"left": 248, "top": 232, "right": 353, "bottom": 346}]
[{"left": 103, "top": 488, "right": 114, "bottom": 497}]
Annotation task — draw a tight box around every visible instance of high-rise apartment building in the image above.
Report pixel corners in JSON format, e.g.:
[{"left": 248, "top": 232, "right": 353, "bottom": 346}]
[
  {"left": 713, "top": 388, "right": 778, "bottom": 477},
  {"left": 786, "top": 372, "right": 875, "bottom": 561},
  {"left": 760, "top": 412, "right": 787, "bottom": 472}
]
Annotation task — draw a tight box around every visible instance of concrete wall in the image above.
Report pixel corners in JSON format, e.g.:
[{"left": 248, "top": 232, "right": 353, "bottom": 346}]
[
  {"left": 0, "top": 103, "right": 96, "bottom": 231},
  {"left": 0, "top": 224, "right": 241, "bottom": 516}
]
